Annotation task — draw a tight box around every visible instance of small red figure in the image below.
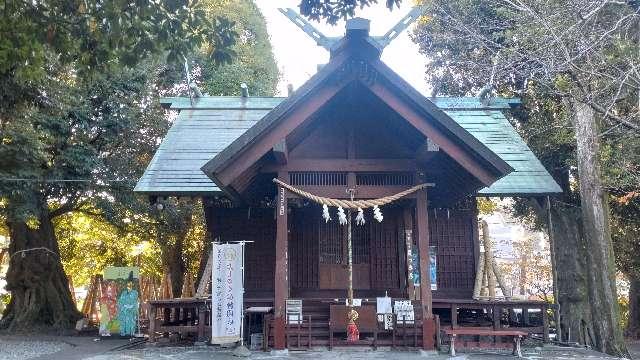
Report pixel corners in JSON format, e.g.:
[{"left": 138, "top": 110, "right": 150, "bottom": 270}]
[{"left": 346, "top": 309, "right": 360, "bottom": 342}]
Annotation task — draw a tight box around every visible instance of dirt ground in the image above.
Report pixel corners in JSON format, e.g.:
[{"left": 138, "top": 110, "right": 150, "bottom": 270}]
[{"left": 0, "top": 336, "right": 637, "bottom": 360}]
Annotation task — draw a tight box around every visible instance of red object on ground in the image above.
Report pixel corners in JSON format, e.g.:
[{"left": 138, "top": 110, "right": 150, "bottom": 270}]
[{"left": 347, "top": 322, "right": 360, "bottom": 342}]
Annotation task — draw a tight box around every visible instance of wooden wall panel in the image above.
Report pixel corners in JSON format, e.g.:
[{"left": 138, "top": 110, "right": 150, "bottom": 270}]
[
  {"left": 369, "top": 208, "right": 402, "bottom": 291},
  {"left": 289, "top": 208, "right": 319, "bottom": 289},
  {"left": 428, "top": 209, "right": 477, "bottom": 299},
  {"left": 207, "top": 207, "right": 276, "bottom": 293}
]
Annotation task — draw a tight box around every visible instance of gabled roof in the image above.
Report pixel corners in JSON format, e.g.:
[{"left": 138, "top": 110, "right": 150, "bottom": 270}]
[
  {"left": 135, "top": 17, "right": 560, "bottom": 198},
  {"left": 199, "top": 33, "right": 513, "bottom": 191},
  {"left": 134, "top": 96, "right": 561, "bottom": 196}
]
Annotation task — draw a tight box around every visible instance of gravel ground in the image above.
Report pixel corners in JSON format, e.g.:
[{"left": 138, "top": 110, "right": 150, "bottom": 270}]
[
  {"left": 1, "top": 337, "right": 636, "bottom": 360},
  {"left": 82, "top": 345, "right": 626, "bottom": 360},
  {"left": 0, "top": 339, "right": 71, "bottom": 360}
]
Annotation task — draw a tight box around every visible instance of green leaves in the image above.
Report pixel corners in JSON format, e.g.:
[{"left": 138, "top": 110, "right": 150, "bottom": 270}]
[
  {"left": 1, "top": 0, "right": 237, "bottom": 83},
  {"left": 299, "top": 0, "right": 402, "bottom": 25}
]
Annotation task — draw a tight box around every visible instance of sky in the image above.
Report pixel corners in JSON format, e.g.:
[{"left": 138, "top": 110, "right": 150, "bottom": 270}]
[{"left": 254, "top": 1, "right": 429, "bottom": 96}]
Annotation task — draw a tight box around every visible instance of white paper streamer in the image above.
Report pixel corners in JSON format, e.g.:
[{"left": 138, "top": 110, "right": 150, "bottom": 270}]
[
  {"left": 355, "top": 208, "right": 365, "bottom": 226},
  {"left": 322, "top": 204, "right": 331, "bottom": 223},
  {"left": 373, "top": 205, "right": 384, "bottom": 223},
  {"left": 337, "top": 206, "right": 347, "bottom": 225}
]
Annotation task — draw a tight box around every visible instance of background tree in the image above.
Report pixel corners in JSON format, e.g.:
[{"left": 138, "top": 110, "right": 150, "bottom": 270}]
[
  {"left": 299, "top": 0, "right": 400, "bottom": 24},
  {"left": 98, "top": 0, "right": 280, "bottom": 298},
  {"left": 0, "top": 0, "right": 236, "bottom": 330},
  {"left": 412, "top": 0, "right": 638, "bottom": 355}
]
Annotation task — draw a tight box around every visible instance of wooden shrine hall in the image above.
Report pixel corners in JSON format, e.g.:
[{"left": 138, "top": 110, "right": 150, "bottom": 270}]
[{"left": 135, "top": 16, "right": 561, "bottom": 351}]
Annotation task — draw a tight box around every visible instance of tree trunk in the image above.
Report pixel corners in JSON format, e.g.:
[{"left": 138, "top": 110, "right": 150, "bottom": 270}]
[
  {"left": 519, "top": 248, "right": 528, "bottom": 296},
  {"left": 549, "top": 204, "right": 592, "bottom": 345},
  {"left": 627, "top": 274, "right": 640, "bottom": 339},
  {"left": 573, "top": 101, "right": 629, "bottom": 357},
  {"left": 1, "top": 210, "right": 81, "bottom": 331},
  {"left": 159, "top": 236, "right": 186, "bottom": 298}
]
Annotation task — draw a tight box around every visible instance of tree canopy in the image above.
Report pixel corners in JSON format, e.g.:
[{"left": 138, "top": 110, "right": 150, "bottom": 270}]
[
  {"left": 412, "top": 0, "right": 639, "bottom": 355},
  {"left": 0, "top": 0, "right": 241, "bottom": 330}
]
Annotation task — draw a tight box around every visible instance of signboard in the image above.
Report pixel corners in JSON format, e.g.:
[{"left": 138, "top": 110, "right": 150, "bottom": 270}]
[
  {"left": 286, "top": 299, "right": 303, "bottom": 324},
  {"left": 429, "top": 246, "right": 437, "bottom": 291},
  {"left": 99, "top": 267, "right": 139, "bottom": 337},
  {"left": 409, "top": 245, "right": 437, "bottom": 290},
  {"left": 211, "top": 243, "right": 243, "bottom": 344},
  {"left": 393, "top": 300, "right": 415, "bottom": 325},
  {"left": 410, "top": 244, "right": 420, "bottom": 286}
]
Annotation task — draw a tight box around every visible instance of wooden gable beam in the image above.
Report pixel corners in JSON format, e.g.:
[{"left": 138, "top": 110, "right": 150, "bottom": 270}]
[
  {"left": 261, "top": 158, "right": 417, "bottom": 173},
  {"left": 367, "top": 82, "right": 498, "bottom": 186},
  {"left": 215, "top": 82, "right": 347, "bottom": 187}
]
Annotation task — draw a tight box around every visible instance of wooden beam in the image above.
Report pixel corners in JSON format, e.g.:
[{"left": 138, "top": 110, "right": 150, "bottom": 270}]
[
  {"left": 367, "top": 82, "right": 498, "bottom": 186},
  {"left": 216, "top": 82, "right": 346, "bottom": 186},
  {"left": 283, "top": 185, "right": 421, "bottom": 200},
  {"left": 273, "top": 139, "right": 288, "bottom": 165},
  {"left": 273, "top": 171, "right": 289, "bottom": 350},
  {"left": 416, "top": 186, "right": 435, "bottom": 350},
  {"left": 262, "top": 159, "right": 418, "bottom": 173}
]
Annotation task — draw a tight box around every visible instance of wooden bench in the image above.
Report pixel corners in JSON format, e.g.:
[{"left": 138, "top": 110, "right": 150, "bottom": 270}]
[
  {"left": 443, "top": 328, "right": 528, "bottom": 357},
  {"left": 147, "top": 298, "right": 210, "bottom": 343}
]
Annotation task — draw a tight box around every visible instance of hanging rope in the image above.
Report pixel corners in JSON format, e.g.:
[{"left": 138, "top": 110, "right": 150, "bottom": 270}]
[{"left": 272, "top": 178, "right": 433, "bottom": 209}]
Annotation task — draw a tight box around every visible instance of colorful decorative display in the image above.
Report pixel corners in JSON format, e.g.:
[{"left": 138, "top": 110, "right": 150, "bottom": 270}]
[
  {"left": 99, "top": 267, "right": 139, "bottom": 337},
  {"left": 409, "top": 245, "right": 437, "bottom": 290},
  {"left": 211, "top": 243, "right": 243, "bottom": 344},
  {"left": 429, "top": 246, "right": 437, "bottom": 291},
  {"left": 346, "top": 308, "right": 360, "bottom": 342}
]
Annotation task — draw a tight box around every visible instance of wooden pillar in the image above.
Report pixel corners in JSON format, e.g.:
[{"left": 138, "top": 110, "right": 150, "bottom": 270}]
[
  {"left": 416, "top": 188, "right": 435, "bottom": 349},
  {"left": 273, "top": 171, "right": 289, "bottom": 349}
]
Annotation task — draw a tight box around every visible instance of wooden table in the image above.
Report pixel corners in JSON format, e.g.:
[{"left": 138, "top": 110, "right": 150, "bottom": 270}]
[
  {"left": 245, "top": 306, "right": 272, "bottom": 351},
  {"left": 147, "top": 298, "right": 210, "bottom": 343}
]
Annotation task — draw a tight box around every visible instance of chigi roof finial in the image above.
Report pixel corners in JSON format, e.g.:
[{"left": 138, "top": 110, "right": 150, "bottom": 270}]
[{"left": 278, "top": 7, "right": 423, "bottom": 54}]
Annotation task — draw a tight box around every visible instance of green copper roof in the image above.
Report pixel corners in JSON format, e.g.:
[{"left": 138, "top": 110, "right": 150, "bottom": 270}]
[
  {"left": 135, "top": 96, "right": 560, "bottom": 196},
  {"left": 443, "top": 109, "right": 561, "bottom": 195}
]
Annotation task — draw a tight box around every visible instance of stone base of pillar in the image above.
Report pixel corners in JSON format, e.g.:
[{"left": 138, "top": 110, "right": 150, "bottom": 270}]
[
  {"left": 273, "top": 316, "right": 286, "bottom": 349},
  {"left": 422, "top": 317, "right": 436, "bottom": 350}
]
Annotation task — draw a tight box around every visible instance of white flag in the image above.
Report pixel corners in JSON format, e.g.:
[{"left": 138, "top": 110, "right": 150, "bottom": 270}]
[{"left": 211, "top": 243, "right": 243, "bottom": 344}]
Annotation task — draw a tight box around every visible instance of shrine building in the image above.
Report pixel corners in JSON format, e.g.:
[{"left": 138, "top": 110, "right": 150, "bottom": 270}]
[{"left": 135, "top": 17, "right": 561, "bottom": 351}]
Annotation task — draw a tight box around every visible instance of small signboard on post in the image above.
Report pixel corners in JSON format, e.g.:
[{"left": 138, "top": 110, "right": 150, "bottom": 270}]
[{"left": 211, "top": 243, "right": 244, "bottom": 344}]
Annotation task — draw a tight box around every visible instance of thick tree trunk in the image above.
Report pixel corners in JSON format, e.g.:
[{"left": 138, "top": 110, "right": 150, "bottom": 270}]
[
  {"left": 549, "top": 205, "right": 592, "bottom": 345},
  {"left": 627, "top": 275, "right": 640, "bottom": 339},
  {"left": 156, "top": 199, "right": 196, "bottom": 298},
  {"left": 160, "top": 236, "right": 186, "bottom": 298},
  {"left": 573, "top": 101, "right": 629, "bottom": 357},
  {"left": 1, "top": 211, "right": 81, "bottom": 331}
]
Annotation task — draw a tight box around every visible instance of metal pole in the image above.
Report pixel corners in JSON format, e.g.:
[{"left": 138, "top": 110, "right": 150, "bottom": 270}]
[
  {"left": 347, "top": 210, "right": 353, "bottom": 308},
  {"left": 240, "top": 240, "right": 245, "bottom": 346},
  {"left": 546, "top": 196, "right": 562, "bottom": 342}
]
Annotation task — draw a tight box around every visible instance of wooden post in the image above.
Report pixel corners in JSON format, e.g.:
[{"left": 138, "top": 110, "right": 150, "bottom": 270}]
[
  {"left": 273, "top": 171, "right": 289, "bottom": 349},
  {"left": 546, "top": 196, "right": 562, "bottom": 342},
  {"left": 416, "top": 187, "right": 434, "bottom": 350},
  {"left": 451, "top": 303, "right": 458, "bottom": 329}
]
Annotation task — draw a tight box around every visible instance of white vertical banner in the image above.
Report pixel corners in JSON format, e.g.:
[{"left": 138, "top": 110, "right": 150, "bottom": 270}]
[{"left": 211, "top": 243, "right": 243, "bottom": 344}]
